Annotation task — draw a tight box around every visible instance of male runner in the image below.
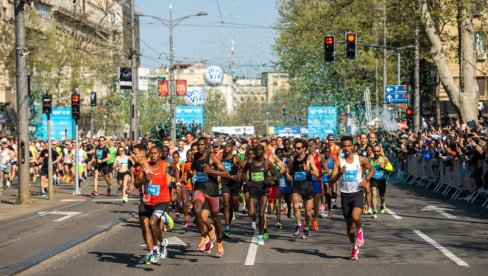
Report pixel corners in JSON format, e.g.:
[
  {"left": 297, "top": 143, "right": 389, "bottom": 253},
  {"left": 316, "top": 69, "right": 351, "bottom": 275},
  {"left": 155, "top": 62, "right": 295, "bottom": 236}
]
[
  {"left": 221, "top": 142, "right": 243, "bottom": 238},
  {"left": 330, "top": 135, "right": 374, "bottom": 260},
  {"left": 92, "top": 136, "right": 112, "bottom": 196},
  {"left": 369, "top": 145, "right": 390, "bottom": 218},
  {"left": 320, "top": 146, "right": 335, "bottom": 218},
  {"left": 275, "top": 148, "right": 292, "bottom": 228},
  {"left": 287, "top": 139, "right": 320, "bottom": 239},
  {"left": 242, "top": 144, "right": 277, "bottom": 245},
  {"left": 192, "top": 137, "right": 229, "bottom": 257},
  {"left": 307, "top": 139, "right": 323, "bottom": 231},
  {"left": 326, "top": 134, "right": 339, "bottom": 209}
]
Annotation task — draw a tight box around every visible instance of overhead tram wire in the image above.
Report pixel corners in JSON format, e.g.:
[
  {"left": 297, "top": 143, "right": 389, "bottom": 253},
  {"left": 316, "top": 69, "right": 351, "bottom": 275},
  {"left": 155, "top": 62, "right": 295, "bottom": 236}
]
[{"left": 216, "top": 0, "right": 224, "bottom": 23}]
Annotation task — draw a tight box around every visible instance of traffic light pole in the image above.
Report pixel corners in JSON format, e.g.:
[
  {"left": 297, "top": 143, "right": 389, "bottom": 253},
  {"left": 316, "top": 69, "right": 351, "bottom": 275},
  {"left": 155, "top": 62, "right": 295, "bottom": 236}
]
[
  {"left": 74, "top": 122, "right": 80, "bottom": 195},
  {"left": 47, "top": 114, "right": 53, "bottom": 200},
  {"left": 14, "top": 0, "right": 30, "bottom": 204}
]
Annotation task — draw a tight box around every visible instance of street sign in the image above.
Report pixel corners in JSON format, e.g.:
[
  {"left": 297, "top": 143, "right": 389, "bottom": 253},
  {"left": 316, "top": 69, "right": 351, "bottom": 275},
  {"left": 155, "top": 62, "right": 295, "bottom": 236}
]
[{"left": 384, "top": 85, "right": 408, "bottom": 103}]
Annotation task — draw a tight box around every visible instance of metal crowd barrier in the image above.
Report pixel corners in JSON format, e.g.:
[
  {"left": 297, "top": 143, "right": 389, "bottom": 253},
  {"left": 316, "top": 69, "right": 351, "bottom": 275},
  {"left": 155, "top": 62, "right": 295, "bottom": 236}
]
[{"left": 388, "top": 153, "right": 488, "bottom": 208}]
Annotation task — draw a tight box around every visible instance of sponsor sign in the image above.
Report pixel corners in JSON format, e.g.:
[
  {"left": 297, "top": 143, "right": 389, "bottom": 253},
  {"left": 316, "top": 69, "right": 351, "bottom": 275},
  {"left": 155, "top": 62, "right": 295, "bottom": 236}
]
[{"left": 307, "top": 106, "right": 337, "bottom": 139}]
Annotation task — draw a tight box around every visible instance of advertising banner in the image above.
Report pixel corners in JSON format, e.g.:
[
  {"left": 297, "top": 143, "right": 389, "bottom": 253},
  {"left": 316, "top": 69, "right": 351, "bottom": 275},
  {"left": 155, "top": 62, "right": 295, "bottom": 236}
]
[
  {"left": 175, "top": 105, "right": 204, "bottom": 128},
  {"left": 273, "top": 126, "right": 308, "bottom": 136},
  {"left": 41, "top": 108, "right": 75, "bottom": 141},
  {"left": 307, "top": 106, "right": 337, "bottom": 139},
  {"left": 211, "top": 126, "right": 254, "bottom": 136},
  {"left": 158, "top": 80, "right": 169, "bottom": 97},
  {"left": 138, "top": 67, "right": 149, "bottom": 91},
  {"left": 119, "top": 67, "right": 132, "bottom": 90},
  {"left": 176, "top": 80, "right": 187, "bottom": 96}
]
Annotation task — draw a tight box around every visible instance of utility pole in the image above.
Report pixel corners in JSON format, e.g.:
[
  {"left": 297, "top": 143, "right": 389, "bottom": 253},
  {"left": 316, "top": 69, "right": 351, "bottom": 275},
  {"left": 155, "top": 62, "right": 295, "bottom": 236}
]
[
  {"left": 129, "top": 0, "right": 139, "bottom": 141},
  {"left": 14, "top": 0, "right": 30, "bottom": 204},
  {"left": 382, "top": 3, "right": 387, "bottom": 112},
  {"left": 414, "top": 24, "right": 421, "bottom": 133},
  {"left": 169, "top": 4, "right": 176, "bottom": 143}
]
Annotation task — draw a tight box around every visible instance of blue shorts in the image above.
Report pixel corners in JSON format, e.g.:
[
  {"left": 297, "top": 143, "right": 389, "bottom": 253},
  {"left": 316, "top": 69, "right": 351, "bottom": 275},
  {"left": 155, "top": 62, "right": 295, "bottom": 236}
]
[
  {"left": 185, "top": 189, "right": 193, "bottom": 196},
  {"left": 278, "top": 185, "right": 292, "bottom": 194},
  {"left": 312, "top": 180, "right": 322, "bottom": 195}
]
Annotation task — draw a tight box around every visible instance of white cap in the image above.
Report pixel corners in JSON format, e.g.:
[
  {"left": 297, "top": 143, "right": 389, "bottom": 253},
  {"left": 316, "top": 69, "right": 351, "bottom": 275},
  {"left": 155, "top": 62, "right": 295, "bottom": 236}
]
[{"left": 1, "top": 138, "right": 7, "bottom": 143}]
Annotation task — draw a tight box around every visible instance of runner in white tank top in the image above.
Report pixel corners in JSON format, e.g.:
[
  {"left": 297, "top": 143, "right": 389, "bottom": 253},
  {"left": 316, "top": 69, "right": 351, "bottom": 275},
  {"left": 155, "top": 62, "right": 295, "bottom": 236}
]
[{"left": 330, "top": 135, "right": 374, "bottom": 261}]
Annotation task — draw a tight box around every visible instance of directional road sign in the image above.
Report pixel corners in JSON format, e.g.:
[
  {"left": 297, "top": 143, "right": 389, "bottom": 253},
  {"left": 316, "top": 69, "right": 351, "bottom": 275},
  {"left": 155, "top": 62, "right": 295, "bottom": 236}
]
[{"left": 384, "top": 85, "right": 409, "bottom": 103}]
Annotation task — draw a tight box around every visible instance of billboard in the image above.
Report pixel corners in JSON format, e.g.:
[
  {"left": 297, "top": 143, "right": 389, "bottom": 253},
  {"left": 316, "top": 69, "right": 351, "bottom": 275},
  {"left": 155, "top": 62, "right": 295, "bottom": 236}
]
[
  {"left": 273, "top": 126, "right": 308, "bottom": 136},
  {"left": 41, "top": 108, "right": 76, "bottom": 141},
  {"left": 212, "top": 126, "right": 254, "bottom": 136},
  {"left": 307, "top": 106, "right": 337, "bottom": 139},
  {"left": 175, "top": 105, "right": 204, "bottom": 128}
]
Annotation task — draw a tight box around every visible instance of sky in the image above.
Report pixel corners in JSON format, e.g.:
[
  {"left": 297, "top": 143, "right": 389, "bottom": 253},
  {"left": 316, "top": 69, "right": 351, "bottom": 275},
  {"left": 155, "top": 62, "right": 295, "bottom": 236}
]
[{"left": 136, "top": 0, "right": 280, "bottom": 78}]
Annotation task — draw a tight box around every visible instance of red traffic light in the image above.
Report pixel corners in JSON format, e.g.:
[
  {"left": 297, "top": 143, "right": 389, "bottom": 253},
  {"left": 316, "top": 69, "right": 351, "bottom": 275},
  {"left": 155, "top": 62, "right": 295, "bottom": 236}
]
[
  {"left": 71, "top": 94, "right": 80, "bottom": 103},
  {"left": 281, "top": 103, "right": 286, "bottom": 109},
  {"left": 325, "top": 36, "right": 334, "bottom": 45},
  {"left": 406, "top": 108, "right": 413, "bottom": 116},
  {"left": 346, "top": 33, "right": 356, "bottom": 42}
]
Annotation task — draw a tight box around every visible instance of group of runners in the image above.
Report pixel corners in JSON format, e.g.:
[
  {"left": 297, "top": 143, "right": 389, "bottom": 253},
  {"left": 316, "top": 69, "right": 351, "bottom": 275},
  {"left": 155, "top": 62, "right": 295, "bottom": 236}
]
[{"left": 121, "top": 132, "right": 393, "bottom": 263}]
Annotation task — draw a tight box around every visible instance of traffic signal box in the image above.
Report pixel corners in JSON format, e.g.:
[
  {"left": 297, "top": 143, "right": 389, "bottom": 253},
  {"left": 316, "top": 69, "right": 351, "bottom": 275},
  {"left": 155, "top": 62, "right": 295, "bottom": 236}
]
[
  {"left": 406, "top": 107, "right": 413, "bottom": 127},
  {"left": 345, "top": 32, "right": 357, "bottom": 60},
  {"left": 71, "top": 93, "right": 80, "bottom": 120},
  {"left": 42, "top": 94, "right": 52, "bottom": 114},
  {"left": 324, "top": 35, "right": 335, "bottom": 62}
]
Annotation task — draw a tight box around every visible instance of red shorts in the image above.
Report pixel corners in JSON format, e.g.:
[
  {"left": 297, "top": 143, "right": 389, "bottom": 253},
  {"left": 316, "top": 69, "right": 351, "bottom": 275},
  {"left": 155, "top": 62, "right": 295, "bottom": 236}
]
[
  {"left": 194, "top": 190, "right": 219, "bottom": 213},
  {"left": 268, "top": 186, "right": 278, "bottom": 205}
]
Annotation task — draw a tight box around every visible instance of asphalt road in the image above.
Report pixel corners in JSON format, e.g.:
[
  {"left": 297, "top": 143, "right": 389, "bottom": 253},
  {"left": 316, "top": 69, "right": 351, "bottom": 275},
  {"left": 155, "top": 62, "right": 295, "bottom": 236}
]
[{"left": 9, "top": 181, "right": 488, "bottom": 276}]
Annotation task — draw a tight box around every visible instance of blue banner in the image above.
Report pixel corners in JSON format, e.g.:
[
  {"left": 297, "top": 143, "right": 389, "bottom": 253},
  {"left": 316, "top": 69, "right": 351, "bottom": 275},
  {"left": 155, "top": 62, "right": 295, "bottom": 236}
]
[
  {"left": 307, "top": 106, "right": 337, "bottom": 139},
  {"left": 175, "top": 105, "right": 204, "bottom": 128},
  {"left": 274, "top": 126, "right": 307, "bottom": 136},
  {"left": 41, "top": 108, "right": 75, "bottom": 141}
]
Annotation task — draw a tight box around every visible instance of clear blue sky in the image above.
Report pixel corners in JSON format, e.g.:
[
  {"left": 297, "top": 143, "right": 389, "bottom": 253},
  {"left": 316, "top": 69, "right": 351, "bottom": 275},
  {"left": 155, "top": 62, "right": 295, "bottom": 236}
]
[{"left": 136, "top": 0, "right": 279, "bottom": 77}]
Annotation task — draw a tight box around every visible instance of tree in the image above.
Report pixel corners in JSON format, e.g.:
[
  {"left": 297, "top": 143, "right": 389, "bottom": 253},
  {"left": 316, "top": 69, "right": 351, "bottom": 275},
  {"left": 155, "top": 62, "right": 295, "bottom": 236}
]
[{"left": 419, "top": 0, "right": 484, "bottom": 123}]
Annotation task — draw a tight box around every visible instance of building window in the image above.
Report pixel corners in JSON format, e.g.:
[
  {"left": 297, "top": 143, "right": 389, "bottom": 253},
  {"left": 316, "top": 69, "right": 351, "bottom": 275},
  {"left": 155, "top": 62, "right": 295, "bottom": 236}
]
[
  {"left": 475, "top": 32, "right": 486, "bottom": 61},
  {"left": 477, "top": 77, "right": 486, "bottom": 97},
  {"left": 35, "top": 3, "right": 51, "bottom": 20}
]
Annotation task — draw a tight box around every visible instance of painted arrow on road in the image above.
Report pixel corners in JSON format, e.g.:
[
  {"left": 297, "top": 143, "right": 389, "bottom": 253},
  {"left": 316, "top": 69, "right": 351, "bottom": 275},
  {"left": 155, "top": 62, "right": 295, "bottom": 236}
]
[
  {"left": 38, "top": 211, "right": 82, "bottom": 222},
  {"left": 421, "top": 205, "right": 456, "bottom": 219}
]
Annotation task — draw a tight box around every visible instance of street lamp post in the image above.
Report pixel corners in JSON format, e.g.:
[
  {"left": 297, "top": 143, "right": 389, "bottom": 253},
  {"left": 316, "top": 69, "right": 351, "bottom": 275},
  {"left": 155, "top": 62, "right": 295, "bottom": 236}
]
[{"left": 140, "top": 6, "right": 207, "bottom": 143}]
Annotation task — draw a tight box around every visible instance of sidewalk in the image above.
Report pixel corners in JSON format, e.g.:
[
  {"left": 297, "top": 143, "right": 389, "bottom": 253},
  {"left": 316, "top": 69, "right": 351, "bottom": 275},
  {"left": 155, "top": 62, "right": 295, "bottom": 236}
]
[{"left": 0, "top": 177, "right": 108, "bottom": 223}]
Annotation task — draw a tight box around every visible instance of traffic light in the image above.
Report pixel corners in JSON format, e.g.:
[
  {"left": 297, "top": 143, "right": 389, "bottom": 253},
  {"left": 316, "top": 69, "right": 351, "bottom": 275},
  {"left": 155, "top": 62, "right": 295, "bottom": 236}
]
[
  {"left": 281, "top": 103, "right": 287, "bottom": 118},
  {"left": 324, "top": 35, "right": 335, "bottom": 62},
  {"left": 90, "top": 91, "right": 97, "bottom": 107},
  {"left": 406, "top": 107, "right": 413, "bottom": 127},
  {"left": 345, "top": 32, "right": 357, "bottom": 60},
  {"left": 71, "top": 93, "right": 80, "bottom": 120},
  {"left": 42, "top": 94, "right": 52, "bottom": 114}
]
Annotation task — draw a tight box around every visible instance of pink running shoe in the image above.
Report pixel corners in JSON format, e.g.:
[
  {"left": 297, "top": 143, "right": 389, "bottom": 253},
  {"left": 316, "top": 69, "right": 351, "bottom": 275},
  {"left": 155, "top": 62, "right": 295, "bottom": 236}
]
[
  {"left": 327, "top": 211, "right": 333, "bottom": 218},
  {"left": 356, "top": 228, "right": 364, "bottom": 247},
  {"left": 350, "top": 245, "right": 359, "bottom": 260}
]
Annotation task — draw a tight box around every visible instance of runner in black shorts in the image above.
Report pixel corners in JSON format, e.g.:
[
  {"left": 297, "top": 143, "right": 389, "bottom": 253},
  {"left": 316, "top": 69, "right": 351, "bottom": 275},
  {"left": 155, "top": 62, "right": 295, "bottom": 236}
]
[
  {"left": 221, "top": 142, "right": 243, "bottom": 238},
  {"left": 93, "top": 136, "right": 112, "bottom": 196}
]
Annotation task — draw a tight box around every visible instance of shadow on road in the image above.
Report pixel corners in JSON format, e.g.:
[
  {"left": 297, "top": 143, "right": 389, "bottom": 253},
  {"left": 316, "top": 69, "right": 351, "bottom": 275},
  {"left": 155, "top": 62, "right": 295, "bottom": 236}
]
[
  {"left": 89, "top": 251, "right": 155, "bottom": 271},
  {"left": 271, "top": 247, "right": 347, "bottom": 259}
]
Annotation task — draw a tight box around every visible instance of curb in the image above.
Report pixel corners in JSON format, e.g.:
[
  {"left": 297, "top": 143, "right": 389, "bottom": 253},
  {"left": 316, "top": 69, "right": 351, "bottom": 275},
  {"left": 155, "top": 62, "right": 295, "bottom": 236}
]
[{"left": 0, "top": 211, "right": 136, "bottom": 276}]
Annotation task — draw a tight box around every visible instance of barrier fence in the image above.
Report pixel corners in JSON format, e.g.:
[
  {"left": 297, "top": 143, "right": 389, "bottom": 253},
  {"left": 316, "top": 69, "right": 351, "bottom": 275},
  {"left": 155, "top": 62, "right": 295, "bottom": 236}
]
[{"left": 388, "top": 153, "right": 488, "bottom": 208}]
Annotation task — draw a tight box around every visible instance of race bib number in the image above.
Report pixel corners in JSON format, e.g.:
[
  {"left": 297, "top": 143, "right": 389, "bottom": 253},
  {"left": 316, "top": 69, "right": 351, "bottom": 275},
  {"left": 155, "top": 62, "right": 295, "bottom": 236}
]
[
  {"left": 251, "top": 171, "right": 264, "bottom": 182},
  {"left": 322, "top": 174, "right": 331, "bottom": 182},
  {"left": 96, "top": 149, "right": 103, "bottom": 160},
  {"left": 278, "top": 175, "right": 286, "bottom": 187},
  {"left": 294, "top": 171, "right": 306, "bottom": 181},
  {"left": 146, "top": 183, "right": 160, "bottom": 196},
  {"left": 343, "top": 170, "right": 358, "bottom": 182},
  {"left": 153, "top": 210, "right": 164, "bottom": 218},
  {"left": 223, "top": 161, "right": 232, "bottom": 172},
  {"left": 373, "top": 170, "right": 384, "bottom": 179},
  {"left": 196, "top": 172, "right": 209, "bottom": 182}
]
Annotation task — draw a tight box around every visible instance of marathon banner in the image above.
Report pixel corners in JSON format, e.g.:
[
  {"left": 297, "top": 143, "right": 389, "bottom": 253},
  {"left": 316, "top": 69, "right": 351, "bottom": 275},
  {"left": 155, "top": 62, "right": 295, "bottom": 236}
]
[
  {"left": 175, "top": 105, "right": 204, "bottom": 127},
  {"left": 176, "top": 80, "right": 187, "bottom": 96},
  {"left": 307, "top": 106, "right": 337, "bottom": 139},
  {"left": 119, "top": 67, "right": 132, "bottom": 90},
  {"left": 138, "top": 68, "right": 149, "bottom": 91},
  {"left": 41, "top": 108, "right": 75, "bottom": 140},
  {"left": 273, "top": 126, "right": 308, "bottom": 136},
  {"left": 158, "top": 80, "right": 169, "bottom": 97}
]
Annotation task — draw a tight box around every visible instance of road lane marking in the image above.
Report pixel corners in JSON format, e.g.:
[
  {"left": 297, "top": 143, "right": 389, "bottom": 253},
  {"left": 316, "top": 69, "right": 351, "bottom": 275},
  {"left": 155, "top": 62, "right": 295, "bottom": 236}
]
[
  {"left": 92, "top": 198, "right": 138, "bottom": 202},
  {"left": 244, "top": 232, "right": 258, "bottom": 266},
  {"left": 60, "top": 199, "right": 86, "bottom": 202},
  {"left": 38, "top": 211, "right": 82, "bottom": 222},
  {"left": 413, "top": 230, "right": 469, "bottom": 267},
  {"left": 421, "top": 205, "right": 456, "bottom": 219},
  {"left": 385, "top": 207, "right": 402, "bottom": 219}
]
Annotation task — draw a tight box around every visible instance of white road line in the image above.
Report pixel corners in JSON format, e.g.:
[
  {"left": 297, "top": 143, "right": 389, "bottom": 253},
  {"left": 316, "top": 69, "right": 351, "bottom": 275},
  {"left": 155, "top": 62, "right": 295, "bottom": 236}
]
[
  {"left": 413, "top": 230, "right": 469, "bottom": 267},
  {"left": 244, "top": 233, "right": 258, "bottom": 266},
  {"left": 92, "top": 198, "right": 138, "bottom": 202},
  {"left": 385, "top": 207, "right": 402, "bottom": 219},
  {"left": 60, "top": 199, "right": 86, "bottom": 202}
]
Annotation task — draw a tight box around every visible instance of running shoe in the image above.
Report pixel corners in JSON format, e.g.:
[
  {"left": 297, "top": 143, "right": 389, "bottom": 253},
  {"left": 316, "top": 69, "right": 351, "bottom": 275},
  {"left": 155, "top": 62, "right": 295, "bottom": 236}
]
[
  {"left": 275, "top": 222, "right": 283, "bottom": 229},
  {"left": 204, "top": 238, "right": 214, "bottom": 253},
  {"left": 150, "top": 252, "right": 160, "bottom": 264},
  {"left": 251, "top": 221, "right": 257, "bottom": 231},
  {"left": 159, "top": 239, "right": 168, "bottom": 259},
  {"left": 223, "top": 228, "right": 232, "bottom": 238},
  {"left": 350, "top": 245, "right": 359, "bottom": 260},
  {"left": 122, "top": 195, "right": 129, "bottom": 203},
  {"left": 215, "top": 241, "right": 224, "bottom": 257},
  {"left": 327, "top": 211, "right": 333, "bottom": 218},
  {"left": 144, "top": 252, "right": 152, "bottom": 264},
  {"left": 91, "top": 191, "right": 98, "bottom": 196},
  {"left": 106, "top": 185, "right": 111, "bottom": 196},
  {"left": 198, "top": 235, "right": 209, "bottom": 251},
  {"left": 319, "top": 211, "right": 327, "bottom": 218},
  {"left": 380, "top": 204, "right": 386, "bottom": 214},
  {"left": 262, "top": 229, "right": 269, "bottom": 239},
  {"left": 319, "top": 204, "right": 325, "bottom": 212},
  {"left": 312, "top": 219, "right": 319, "bottom": 231},
  {"left": 39, "top": 191, "right": 46, "bottom": 197},
  {"left": 303, "top": 228, "right": 309, "bottom": 239},
  {"left": 293, "top": 225, "right": 303, "bottom": 236},
  {"left": 183, "top": 222, "right": 192, "bottom": 231},
  {"left": 371, "top": 210, "right": 378, "bottom": 219},
  {"left": 242, "top": 208, "right": 248, "bottom": 214},
  {"left": 208, "top": 225, "right": 216, "bottom": 243},
  {"left": 356, "top": 228, "right": 364, "bottom": 247},
  {"left": 257, "top": 236, "right": 264, "bottom": 246},
  {"left": 162, "top": 211, "right": 174, "bottom": 230}
]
